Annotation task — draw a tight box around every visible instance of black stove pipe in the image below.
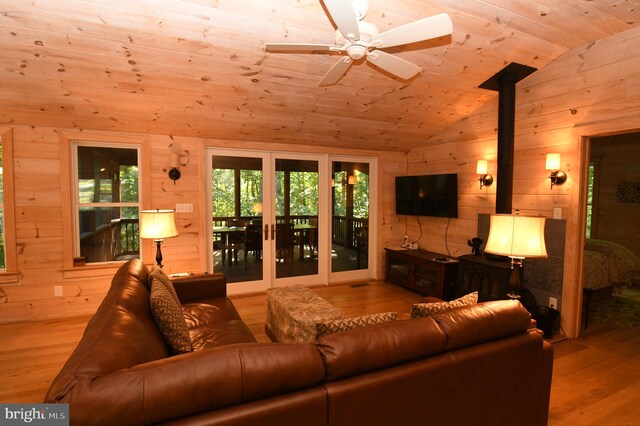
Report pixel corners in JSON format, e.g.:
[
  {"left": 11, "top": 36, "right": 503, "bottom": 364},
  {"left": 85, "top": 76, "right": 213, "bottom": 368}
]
[
  {"left": 495, "top": 73, "right": 517, "bottom": 214},
  {"left": 479, "top": 63, "right": 537, "bottom": 214}
]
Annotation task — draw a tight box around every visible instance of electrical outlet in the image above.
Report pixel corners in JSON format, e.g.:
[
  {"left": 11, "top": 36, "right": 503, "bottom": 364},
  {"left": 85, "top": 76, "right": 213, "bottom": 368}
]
[
  {"left": 549, "top": 297, "right": 557, "bottom": 310},
  {"left": 54, "top": 286, "right": 63, "bottom": 297}
]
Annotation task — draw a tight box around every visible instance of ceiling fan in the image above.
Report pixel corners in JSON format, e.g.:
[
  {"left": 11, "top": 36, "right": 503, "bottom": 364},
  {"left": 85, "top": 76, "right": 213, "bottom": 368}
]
[{"left": 264, "top": 0, "right": 453, "bottom": 86}]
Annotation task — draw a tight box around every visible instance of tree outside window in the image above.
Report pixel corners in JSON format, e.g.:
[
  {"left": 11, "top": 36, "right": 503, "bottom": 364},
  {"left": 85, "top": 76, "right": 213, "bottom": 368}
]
[{"left": 586, "top": 163, "right": 595, "bottom": 239}]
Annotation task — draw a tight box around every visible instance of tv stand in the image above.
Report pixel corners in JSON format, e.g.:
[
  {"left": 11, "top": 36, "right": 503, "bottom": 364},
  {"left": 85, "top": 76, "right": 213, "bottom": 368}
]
[{"left": 384, "top": 248, "right": 458, "bottom": 300}]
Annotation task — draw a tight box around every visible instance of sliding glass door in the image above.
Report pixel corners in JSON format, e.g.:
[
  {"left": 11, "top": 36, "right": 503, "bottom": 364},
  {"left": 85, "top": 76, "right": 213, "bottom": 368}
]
[{"left": 207, "top": 149, "right": 326, "bottom": 294}]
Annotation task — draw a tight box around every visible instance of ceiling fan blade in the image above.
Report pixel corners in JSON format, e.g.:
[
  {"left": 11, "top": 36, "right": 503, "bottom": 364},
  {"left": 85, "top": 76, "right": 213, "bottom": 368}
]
[
  {"left": 322, "top": 0, "right": 360, "bottom": 41},
  {"left": 265, "top": 43, "right": 337, "bottom": 52},
  {"left": 366, "top": 51, "right": 422, "bottom": 80},
  {"left": 319, "top": 57, "right": 353, "bottom": 86},
  {"left": 374, "top": 13, "right": 453, "bottom": 49}
]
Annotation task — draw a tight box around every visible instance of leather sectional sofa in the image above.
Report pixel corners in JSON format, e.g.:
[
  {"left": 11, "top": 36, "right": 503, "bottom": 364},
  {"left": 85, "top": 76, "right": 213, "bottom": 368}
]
[{"left": 45, "top": 259, "right": 553, "bottom": 425}]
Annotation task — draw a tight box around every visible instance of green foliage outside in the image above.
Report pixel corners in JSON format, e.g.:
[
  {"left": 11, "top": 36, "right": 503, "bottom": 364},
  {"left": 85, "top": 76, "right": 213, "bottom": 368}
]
[
  {"left": 212, "top": 168, "right": 236, "bottom": 217},
  {"left": 333, "top": 171, "right": 346, "bottom": 216},
  {"left": 353, "top": 170, "right": 369, "bottom": 218},
  {"left": 213, "top": 168, "right": 321, "bottom": 219},
  {"left": 212, "top": 165, "right": 368, "bottom": 221},
  {"left": 212, "top": 168, "right": 264, "bottom": 218},
  {"left": 119, "top": 166, "right": 139, "bottom": 225},
  {"left": 333, "top": 170, "right": 369, "bottom": 218},
  {"left": 586, "top": 163, "right": 595, "bottom": 239},
  {"left": 241, "top": 170, "right": 263, "bottom": 216},
  {"left": 276, "top": 171, "right": 318, "bottom": 216}
]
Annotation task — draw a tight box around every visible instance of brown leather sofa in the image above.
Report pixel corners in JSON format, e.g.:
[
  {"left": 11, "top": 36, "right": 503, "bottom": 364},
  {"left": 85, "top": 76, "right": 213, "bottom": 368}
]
[{"left": 45, "top": 259, "right": 553, "bottom": 425}]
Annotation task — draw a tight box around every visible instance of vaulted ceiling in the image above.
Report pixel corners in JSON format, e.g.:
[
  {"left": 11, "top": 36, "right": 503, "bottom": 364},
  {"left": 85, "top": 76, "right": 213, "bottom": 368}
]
[{"left": 1, "top": 1, "right": 638, "bottom": 152}]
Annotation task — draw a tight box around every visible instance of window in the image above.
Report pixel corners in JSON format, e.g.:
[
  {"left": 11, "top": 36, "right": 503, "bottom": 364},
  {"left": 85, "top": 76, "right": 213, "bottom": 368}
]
[
  {"left": 0, "top": 129, "right": 17, "bottom": 279},
  {"left": 211, "top": 156, "right": 263, "bottom": 221},
  {"left": 74, "top": 144, "right": 141, "bottom": 263},
  {"left": 586, "top": 162, "right": 597, "bottom": 239},
  {"left": 331, "top": 161, "right": 370, "bottom": 272},
  {"left": 0, "top": 139, "right": 5, "bottom": 270}
]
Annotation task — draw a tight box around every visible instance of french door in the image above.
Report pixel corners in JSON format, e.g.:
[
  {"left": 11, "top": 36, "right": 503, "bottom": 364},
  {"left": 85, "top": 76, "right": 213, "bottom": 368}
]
[
  {"left": 329, "top": 157, "right": 374, "bottom": 283},
  {"left": 207, "top": 149, "right": 327, "bottom": 294}
]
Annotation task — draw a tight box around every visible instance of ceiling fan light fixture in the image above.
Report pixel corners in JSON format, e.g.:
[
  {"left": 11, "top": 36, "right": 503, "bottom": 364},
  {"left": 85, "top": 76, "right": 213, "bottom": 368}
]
[{"left": 346, "top": 44, "right": 368, "bottom": 60}]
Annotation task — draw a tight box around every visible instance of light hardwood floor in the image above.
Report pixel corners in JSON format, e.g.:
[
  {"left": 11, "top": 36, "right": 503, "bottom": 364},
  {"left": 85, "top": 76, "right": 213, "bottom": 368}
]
[{"left": 1, "top": 281, "right": 639, "bottom": 425}]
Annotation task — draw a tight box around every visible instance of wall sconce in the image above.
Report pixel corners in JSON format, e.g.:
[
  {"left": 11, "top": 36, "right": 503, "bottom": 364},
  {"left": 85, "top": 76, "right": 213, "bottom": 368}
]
[
  {"left": 546, "top": 153, "right": 567, "bottom": 189},
  {"left": 167, "top": 150, "right": 190, "bottom": 184},
  {"left": 348, "top": 175, "right": 356, "bottom": 185},
  {"left": 476, "top": 160, "right": 493, "bottom": 189}
]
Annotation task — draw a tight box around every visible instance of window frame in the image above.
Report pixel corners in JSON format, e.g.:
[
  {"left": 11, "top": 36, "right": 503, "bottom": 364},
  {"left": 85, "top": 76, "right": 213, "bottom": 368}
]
[
  {"left": 0, "top": 128, "right": 19, "bottom": 282},
  {"left": 60, "top": 132, "right": 150, "bottom": 274},
  {"left": 71, "top": 141, "right": 142, "bottom": 263}
]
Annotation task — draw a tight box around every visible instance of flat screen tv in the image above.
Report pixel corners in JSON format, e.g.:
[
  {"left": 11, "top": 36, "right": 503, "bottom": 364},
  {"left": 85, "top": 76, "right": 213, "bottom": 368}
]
[{"left": 395, "top": 174, "right": 458, "bottom": 218}]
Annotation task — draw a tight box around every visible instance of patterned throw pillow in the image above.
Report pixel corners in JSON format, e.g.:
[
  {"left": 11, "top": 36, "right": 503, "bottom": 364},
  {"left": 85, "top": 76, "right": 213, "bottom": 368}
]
[
  {"left": 150, "top": 279, "right": 192, "bottom": 354},
  {"left": 316, "top": 312, "right": 398, "bottom": 339},
  {"left": 409, "top": 291, "right": 478, "bottom": 318},
  {"left": 149, "top": 266, "right": 181, "bottom": 306}
]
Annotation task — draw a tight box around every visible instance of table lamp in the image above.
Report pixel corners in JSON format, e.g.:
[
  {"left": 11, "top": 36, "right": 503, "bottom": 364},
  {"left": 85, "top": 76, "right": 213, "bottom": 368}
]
[
  {"left": 484, "top": 213, "right": 548, "bottom": 299},
  {"left": 140, "top": 209, "right": 178, "bottom": 268}
]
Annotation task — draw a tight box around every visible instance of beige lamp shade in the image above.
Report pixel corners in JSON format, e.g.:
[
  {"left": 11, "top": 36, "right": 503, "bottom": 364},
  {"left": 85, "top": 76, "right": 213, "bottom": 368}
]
[
  {"left": 484, "top": 214, "right": 548, "bottom": 258},
  {"left": 140, "top": 209, "right": 178, "bottom": 240}
]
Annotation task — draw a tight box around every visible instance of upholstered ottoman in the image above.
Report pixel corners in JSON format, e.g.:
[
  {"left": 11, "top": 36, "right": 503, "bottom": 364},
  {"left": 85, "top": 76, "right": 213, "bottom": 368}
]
[{"left": 265, "top": 285, "right": 345, "bottom": 343}]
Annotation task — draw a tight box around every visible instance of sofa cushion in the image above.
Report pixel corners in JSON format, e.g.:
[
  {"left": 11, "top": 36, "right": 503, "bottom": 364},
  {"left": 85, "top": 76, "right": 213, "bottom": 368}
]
[
  {"left": 410, "top": 291, "right": 478, "bottom": 318},
  {"left": 317, "top": 316, "right": 448, "bottom": 381},
  {"left": 183, "top": 299, "right": 245, "bottom": 325},
  {"left": 316, "top": 312, "right": 398, "bottom": 339},
  {"left": 190, "top": 320, "right": 258, "bottom": 350},
  {"left": 150, "top": 278, "right": 193, "bottom": 354},
  {"left": 432, "top": 299, "right": 532, "bottom": 351},
  {"left": 149, "top": 266, "right": 181, "bottom": 305}
]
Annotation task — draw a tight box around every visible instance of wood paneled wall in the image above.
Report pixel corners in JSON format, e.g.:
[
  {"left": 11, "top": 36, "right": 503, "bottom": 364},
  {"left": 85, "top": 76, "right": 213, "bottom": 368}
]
[
  {"left": 404, "top": 26, "right": 640, "bottom": 337},
  {"left": 2, "top": 26, "right": 640, "bottom": 336},
  {"left": 0, "top": 126, "right": 397, "bottom": 324}
]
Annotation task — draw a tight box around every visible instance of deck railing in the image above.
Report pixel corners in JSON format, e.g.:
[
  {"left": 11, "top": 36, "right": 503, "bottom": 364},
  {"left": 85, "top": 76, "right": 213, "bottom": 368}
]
[
  {"left": 212, "top": 215, "right": 367, "bottom": 249},
  {"left": 80, "top": 218, "right": 139, "bottom": 262}
]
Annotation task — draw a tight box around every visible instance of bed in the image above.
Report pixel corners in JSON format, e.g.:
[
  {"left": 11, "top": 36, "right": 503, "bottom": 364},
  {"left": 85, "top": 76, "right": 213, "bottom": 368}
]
[{"left": 582, "top": 239, "right": 640, "bottom": 326}]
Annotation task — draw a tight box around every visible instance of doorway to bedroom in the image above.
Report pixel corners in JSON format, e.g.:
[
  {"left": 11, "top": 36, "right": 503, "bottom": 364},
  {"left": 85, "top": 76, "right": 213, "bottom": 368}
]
[{"left": 581, "top": 132, "right": 640, "bottom": 332}]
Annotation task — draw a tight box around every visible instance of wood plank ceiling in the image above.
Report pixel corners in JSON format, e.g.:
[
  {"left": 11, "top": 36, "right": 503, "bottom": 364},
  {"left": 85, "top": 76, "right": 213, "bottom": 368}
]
[{"left": 0, "top": 0, "right": 638, "bottom": 152}]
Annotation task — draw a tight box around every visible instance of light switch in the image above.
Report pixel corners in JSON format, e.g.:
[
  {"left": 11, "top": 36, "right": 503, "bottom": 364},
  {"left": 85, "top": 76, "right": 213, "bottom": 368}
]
[{"left": 175, "top": 203, "right": 193, "bottom": 213}]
